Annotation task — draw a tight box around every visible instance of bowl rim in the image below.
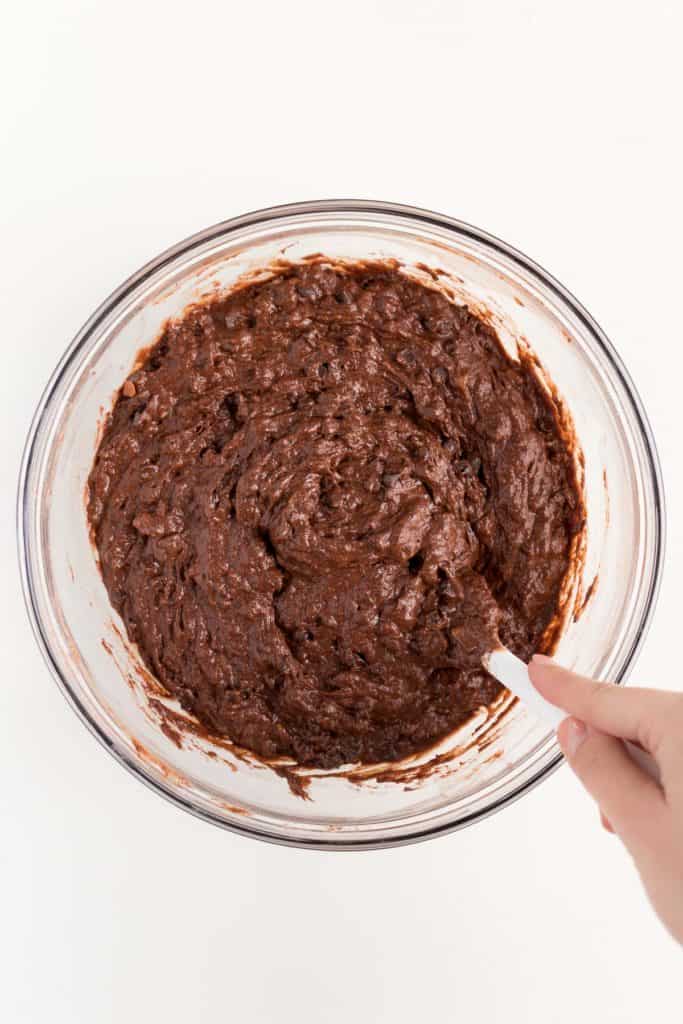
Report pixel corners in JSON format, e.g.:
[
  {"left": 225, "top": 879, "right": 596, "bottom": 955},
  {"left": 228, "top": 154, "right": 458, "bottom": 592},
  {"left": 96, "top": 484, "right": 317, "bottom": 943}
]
[{"left": 16, "top": 198, "right": 667, "bottom": 850}]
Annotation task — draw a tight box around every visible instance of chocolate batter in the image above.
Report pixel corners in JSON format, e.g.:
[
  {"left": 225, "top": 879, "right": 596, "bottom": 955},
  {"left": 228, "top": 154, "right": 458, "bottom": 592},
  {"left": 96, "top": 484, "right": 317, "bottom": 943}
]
[{"left": 89, "top": 262, "right": 581, "bottom": 769}]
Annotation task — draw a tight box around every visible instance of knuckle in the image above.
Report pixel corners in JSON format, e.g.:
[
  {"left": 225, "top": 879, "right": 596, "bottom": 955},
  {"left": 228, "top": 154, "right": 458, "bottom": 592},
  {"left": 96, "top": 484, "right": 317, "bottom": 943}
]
[
  {"left": 642, "top": 692, "right": 683, "bottom": 750},
  {"left": 589, "top": 680, "right": 613, "bottom": 704},
  {"left": 583, "top": 679, "right": 613, "bottom": 716}
]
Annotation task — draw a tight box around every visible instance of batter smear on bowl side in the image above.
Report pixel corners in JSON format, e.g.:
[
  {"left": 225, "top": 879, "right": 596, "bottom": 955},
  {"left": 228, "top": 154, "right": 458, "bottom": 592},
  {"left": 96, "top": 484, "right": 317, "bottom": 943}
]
[{"left": 88, "top": 262, "right": 582, "bottom": 769}]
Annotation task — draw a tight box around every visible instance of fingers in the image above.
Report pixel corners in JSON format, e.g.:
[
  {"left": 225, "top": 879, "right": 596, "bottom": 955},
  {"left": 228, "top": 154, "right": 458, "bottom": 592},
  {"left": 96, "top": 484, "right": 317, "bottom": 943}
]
[
  {"left": 529, "top": 655, "right": 679, "bottom": 752},
  {"left": 557, "top": 717, "right": 667, "bottom": 854}
]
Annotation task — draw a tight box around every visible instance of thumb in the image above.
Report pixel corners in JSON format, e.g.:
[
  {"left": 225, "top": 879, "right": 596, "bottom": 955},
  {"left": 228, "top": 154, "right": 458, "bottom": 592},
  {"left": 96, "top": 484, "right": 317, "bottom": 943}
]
[
  {"left": 528, "top": 655, "right": 678, "bottom": 753},
  {"left": 557, "top": 717, "right": 666, "bottom": 855}
]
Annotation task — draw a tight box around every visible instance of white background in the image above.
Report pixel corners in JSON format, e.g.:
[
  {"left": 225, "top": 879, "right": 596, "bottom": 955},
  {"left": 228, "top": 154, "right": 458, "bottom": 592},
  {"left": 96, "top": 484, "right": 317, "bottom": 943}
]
[{"left": 2, "top": 1, "right": 682, "bottom": 1020}]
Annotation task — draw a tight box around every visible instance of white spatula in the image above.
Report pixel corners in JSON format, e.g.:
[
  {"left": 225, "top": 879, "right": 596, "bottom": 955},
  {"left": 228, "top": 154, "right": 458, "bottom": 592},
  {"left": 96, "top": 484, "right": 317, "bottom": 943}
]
[{"left": 485, "top": 647, "right": 661, "bottom": 785}]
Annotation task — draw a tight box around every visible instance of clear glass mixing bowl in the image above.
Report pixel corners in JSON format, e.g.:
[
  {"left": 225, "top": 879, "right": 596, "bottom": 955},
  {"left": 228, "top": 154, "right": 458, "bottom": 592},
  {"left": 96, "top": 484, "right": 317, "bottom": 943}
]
[{"left": 18, "top": 200, "right": 665, "bottom": 849}]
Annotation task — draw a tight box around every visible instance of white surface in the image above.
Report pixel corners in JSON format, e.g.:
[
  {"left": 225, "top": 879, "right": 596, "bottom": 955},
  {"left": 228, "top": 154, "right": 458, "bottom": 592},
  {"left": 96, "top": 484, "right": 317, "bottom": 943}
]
[{"left": 2, "top": 0, "right": 682, "bottom": 1020}]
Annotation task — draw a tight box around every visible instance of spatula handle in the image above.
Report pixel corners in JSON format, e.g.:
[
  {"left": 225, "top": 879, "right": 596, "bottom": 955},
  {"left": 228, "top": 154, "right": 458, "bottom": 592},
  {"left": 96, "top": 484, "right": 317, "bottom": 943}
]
[{"left": 485, "top": 648, "right": 661, "bottom": 785}]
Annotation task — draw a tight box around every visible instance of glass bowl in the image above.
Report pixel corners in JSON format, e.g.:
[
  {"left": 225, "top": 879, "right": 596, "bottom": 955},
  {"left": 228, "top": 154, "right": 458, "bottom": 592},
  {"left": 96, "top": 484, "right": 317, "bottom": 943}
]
[{"left": 18, "top": 200, "right": 665, "bottom": 849}]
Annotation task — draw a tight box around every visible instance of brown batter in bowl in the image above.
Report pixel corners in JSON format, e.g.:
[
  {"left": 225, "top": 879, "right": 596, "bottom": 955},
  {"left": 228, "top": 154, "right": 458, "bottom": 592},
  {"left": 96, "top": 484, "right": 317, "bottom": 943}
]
[
  {"left": 21, "top": 201, "right": 663, "bottom": 846},
  {"left": 88, "top": 261, "right": 582, "bottom": 769}
]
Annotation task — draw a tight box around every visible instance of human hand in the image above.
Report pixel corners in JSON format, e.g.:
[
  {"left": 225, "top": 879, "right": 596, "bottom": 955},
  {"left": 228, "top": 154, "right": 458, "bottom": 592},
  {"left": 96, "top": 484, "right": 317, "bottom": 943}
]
[{"left": 528, "top": 655, "right": 683, "bottom": 944}]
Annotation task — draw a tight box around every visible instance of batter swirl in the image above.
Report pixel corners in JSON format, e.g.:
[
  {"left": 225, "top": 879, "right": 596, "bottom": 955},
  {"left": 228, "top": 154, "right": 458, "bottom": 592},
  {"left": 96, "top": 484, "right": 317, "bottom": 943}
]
[{"left": 89, "top": 262, "right": 581, "bottom": 768}]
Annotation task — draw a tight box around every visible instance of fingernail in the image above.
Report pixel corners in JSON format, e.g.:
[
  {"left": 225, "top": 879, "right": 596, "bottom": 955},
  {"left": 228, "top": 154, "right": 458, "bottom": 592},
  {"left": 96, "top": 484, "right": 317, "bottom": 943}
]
[{"left": 559, "top": 717, "right": 588, "bottom": 758}]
